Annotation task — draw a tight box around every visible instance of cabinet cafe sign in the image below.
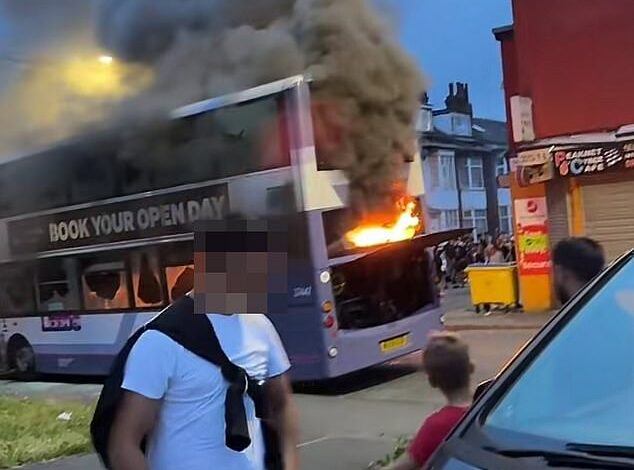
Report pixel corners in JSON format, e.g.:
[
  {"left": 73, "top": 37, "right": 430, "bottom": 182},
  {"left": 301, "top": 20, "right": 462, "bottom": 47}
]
[
  {"left": 515, "top": 141, "right": 634, "bottom": 182},
  {"left": 8, "top": 183, "right": 229, "bottom": 255},
  {"left": 553, "top": 141, "right": 634, "bottom": 177}
]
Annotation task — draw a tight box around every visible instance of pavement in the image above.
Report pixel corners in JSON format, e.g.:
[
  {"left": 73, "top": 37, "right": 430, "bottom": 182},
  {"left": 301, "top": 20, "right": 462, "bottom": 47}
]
[
  {"left": 2, "top": 289, "right": 550, "bottom": 470},
  {"left": 441, "top": 286, "right": 556, "bottom": 331}
]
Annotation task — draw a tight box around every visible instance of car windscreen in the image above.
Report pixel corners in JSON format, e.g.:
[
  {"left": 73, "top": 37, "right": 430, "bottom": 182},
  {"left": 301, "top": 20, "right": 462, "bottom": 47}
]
[{"left": 483, "top": 256, "right": 634, "bottom": 449}]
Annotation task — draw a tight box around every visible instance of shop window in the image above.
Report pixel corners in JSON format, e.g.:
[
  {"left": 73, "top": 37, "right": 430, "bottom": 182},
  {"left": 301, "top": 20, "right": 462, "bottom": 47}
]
[
  {"left": 0, "top": 265, "right": 35, "bottom": 315},
  {"left": 37, "top": 260, "right": 75, "bottom": 312},
  {"left": 132, "top": 252, "right": 163, "bottom": 308},
  {"left": 82, "top": 259, "right": 131, "bottom": 311}
]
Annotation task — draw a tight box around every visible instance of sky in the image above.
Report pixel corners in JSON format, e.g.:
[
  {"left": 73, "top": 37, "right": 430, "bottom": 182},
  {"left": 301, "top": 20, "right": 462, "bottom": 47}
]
[
  {"left": 392, "top": 0, "right": 512, "bottom": 120},
  {"left": 0, "top": 0, "right": 513, "bottom": 119}
]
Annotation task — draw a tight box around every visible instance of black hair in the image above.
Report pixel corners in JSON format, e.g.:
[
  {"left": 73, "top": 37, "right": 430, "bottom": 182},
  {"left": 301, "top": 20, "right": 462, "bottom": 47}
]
[{"left": 553, "top": 237, "right": 605, "bottom": 283}]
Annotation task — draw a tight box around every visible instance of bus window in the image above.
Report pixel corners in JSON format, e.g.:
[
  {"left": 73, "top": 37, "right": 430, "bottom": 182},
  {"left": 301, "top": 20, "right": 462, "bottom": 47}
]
[
  {"left": 160, "top": 242, "right": 194, "bottom": 302},
  {"left": 81, "top": 259, "right": 131, "bottom": 311},
  {"left": 166, "top": 265, "right": 194, "bottom": 302},
  {"left": 70, "top": 144, "right": 118, "bottom": 206},
  {"left": 131, "top": 252, "right": 163, "bottom": 308},
  {"left": 37, "top": 260, "right": 74, "bottom": 312},
  {"left": 116, "top": 94, "right": 290, "bottom": 192},
  {"left": 0, "top": 265, "right": 35, "bottom": 316}
]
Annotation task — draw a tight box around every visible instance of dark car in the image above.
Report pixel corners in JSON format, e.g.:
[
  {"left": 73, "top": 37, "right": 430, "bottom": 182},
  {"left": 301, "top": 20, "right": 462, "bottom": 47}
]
[{"left": 429, "top": 249, "right": 634, "bottom": 469}]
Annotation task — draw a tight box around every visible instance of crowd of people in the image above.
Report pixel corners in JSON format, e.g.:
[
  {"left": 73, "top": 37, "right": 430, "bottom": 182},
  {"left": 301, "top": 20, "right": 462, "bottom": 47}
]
[{"left": 433, "top": 233, "right": 516, "bottom": 292}]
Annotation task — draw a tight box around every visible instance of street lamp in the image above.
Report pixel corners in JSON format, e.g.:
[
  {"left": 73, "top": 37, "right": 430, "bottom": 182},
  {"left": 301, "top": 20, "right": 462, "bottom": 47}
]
[{"left": 98, "top": 55, "right": 114, "bottom": 65}]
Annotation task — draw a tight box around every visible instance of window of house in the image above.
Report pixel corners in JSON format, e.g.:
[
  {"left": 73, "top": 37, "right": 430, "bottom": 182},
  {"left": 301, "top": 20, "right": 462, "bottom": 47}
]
[
  {"left": 37, "top": 260, "right": 75, "bottom": 312},
  {"left": 438, "top": 154, "right": 457, "bottom": 190},
  {"left": 440, "top": 210, "right": 460, "bottom": 230},
  {"left": 499, "top": 205, "right": 513, "bottom": 234},
  {"left": 160, "top": 242, "right": 194, "bottom": 302},
  {"left": 496, "top": 155, "right": 509, "bottom": 177},
  {"left": 81, "top": 258, "right": 131, "bottom": 311},
  {"left": 428, "top": 211, "right": 441, "bottom": 233},
  {"left": 428, "top": 153, "right": 456, "bottom": 190},
  {"left": 132, "top": 252, "right": 163, "bottom": 308},
  {"left": 463, "top": 209, "right": 488, "bottom": 235},
  {"left": 458, "top": 157, "right": 485, "bottom": 190}
]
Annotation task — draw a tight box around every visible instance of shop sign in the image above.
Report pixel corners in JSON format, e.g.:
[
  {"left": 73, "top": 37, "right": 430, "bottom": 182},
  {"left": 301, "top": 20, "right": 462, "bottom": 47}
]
[
  {"left": 514, "top": 197, "right": 552, "bottom": 275},
  {"left": 516, "top": 161, "right": 554, "bottom": 186},
  {"left": 553, "top": 144, "right": 623, "bottom": 177},
  {"left": 510, "top": 96, "right": 536, "bottom": 143},
  {"left": 517, "top": 148, "right": 551, "bottom": 166}
]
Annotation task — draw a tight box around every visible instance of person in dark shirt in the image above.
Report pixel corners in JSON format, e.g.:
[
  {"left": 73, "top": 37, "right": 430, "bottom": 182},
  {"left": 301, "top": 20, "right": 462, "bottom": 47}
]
[
  {"left": 385, "top": 333, "right": 472, "bottom": 470},
  {"left": 553, "top": 237, "right": 605, "bottom": 304}
]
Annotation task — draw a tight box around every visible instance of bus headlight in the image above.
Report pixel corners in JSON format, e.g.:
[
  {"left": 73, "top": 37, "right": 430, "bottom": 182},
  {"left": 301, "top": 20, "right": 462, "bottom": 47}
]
[
  {"left": 328, "top": 346, "right": 338, "bottom": 358},
  {"left": 320, "top": 270, "right": 331, "bottom": 284}
]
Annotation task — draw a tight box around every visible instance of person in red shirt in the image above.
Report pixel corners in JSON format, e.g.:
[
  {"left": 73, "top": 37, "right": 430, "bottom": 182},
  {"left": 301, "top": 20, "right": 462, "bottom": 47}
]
[{"left": 386, "top": 333, "right": 473, "bottom": 470}]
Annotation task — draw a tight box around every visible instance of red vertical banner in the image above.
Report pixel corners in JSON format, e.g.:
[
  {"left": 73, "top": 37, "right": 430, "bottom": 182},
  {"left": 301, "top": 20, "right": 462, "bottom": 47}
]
[{"left": 514, "top": 197, "right": 552, "bottom": 275}]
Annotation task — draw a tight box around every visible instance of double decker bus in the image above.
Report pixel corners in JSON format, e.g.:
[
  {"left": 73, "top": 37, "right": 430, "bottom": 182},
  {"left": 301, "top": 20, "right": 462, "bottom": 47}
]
[{"left": 0, "top": 75, "right": 463, "bottom": 381}]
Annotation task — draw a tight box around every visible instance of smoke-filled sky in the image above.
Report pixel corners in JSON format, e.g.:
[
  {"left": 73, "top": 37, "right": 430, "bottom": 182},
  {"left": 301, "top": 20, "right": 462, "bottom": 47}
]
[{"left": 0, "top": 0, "right": 512, "bottom": 119}]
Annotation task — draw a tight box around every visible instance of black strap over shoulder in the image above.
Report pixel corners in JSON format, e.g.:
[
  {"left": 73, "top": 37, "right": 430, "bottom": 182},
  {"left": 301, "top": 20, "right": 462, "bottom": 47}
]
[
  {"left": 91, "top": 295, "right": 283, "bottom": 470},
  {"left": 146, "top": 295, "right": 254, "bottom": 452}
]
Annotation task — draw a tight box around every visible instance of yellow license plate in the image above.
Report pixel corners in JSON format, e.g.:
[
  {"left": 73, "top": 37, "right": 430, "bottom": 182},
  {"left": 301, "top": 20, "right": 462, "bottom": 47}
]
[{"left": 380, "top": 334, "right": 410, "bottom": 353}]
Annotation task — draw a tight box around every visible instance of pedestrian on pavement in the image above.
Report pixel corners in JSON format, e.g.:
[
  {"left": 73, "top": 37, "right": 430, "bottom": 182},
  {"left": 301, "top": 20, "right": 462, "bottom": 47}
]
[
  {"left": 384, "top": 333, "right": 473, "bottom": 470},
  {"left": 553, "top": 237, "right": 605, "bottom": 304},
  {"left": 107, "top": 221, "right": 300, "bottom": 470},
  {"left": 485, "top": 241, "right": 505, "bottom": 264}
]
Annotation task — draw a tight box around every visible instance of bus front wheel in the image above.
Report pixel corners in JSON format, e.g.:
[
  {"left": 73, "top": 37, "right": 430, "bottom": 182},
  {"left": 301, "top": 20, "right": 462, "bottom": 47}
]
[{"left": 8, "top": 336, "right": 36, "bottom": 380}]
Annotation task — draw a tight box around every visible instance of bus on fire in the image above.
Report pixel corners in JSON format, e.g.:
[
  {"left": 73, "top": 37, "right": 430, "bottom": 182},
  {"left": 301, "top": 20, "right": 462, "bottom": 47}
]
[{"left": 0, "top": 75, "right": 463, "bottom": 381}]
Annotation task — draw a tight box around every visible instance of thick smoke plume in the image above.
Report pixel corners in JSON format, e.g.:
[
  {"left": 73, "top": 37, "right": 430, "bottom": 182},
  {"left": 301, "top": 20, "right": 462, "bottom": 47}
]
[
  {"left": 0, "top": 0, "right": 150, "bottom": 157},
  {"left": 97, "top": 0, "right": 426, "bottom": 214}
]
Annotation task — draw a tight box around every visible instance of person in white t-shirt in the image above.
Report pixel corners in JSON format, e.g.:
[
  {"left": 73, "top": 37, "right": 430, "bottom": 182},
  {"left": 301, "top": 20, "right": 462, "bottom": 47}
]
[{"left": 108, "top": 221, "right": 299, "bottom": 470}]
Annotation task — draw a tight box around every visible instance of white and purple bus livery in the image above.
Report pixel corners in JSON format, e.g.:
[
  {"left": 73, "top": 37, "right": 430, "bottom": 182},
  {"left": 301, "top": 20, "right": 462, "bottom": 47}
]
[{"left": 0, "top": 76, "right": 463, "bottom": 381}]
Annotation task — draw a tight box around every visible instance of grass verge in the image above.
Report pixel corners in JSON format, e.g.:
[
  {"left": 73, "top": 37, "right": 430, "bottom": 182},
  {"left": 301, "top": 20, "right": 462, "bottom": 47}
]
[{"left": 0, "top": 396, "right": 95, "bottom": 469}]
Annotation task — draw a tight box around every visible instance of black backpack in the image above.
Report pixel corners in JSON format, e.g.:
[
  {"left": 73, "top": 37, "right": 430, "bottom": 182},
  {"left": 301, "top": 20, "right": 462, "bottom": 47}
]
[{"left": 90, "top": 295, "right": 282, "bottom": 470}]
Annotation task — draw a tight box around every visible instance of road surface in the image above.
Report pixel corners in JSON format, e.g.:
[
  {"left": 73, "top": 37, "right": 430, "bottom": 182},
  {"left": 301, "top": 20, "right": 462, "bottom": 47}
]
[{"left": 4, "top": 328, "right": 536, "bottom": 470}]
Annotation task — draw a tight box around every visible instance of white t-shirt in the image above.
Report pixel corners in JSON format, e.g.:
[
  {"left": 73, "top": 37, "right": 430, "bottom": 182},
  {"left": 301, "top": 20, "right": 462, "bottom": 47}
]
[{"left": 121, "top": 314, "right": 291, "bottom": 470}]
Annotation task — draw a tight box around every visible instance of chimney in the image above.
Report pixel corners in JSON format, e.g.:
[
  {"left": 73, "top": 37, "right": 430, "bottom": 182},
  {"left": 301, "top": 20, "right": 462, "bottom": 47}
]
[{"left": 445, "top": 81, "right": 473, "bottom": 116}]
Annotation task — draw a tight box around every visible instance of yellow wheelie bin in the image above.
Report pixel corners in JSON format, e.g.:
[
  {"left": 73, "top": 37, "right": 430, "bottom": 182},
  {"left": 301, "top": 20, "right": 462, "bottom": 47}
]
[{"left": 464, "top": 263, "right": 519, "bottom": 313}]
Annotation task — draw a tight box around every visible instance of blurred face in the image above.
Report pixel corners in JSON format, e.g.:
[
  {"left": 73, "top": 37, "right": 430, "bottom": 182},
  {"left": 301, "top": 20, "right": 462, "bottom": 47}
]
[{"left": 194, "top": 249, "right": 288, "bottom": 314}]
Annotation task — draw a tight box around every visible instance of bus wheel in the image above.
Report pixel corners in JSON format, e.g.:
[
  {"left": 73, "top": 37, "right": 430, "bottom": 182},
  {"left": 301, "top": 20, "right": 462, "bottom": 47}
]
[{"left": 8, "top": 336, "right": 36, "bottom": 380}]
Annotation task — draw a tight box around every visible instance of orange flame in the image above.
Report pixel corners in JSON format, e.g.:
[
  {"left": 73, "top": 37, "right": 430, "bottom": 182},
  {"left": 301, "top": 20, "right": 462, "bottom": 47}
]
[{"left": 345, "top": 200, "right": 422, "bottom": 248}]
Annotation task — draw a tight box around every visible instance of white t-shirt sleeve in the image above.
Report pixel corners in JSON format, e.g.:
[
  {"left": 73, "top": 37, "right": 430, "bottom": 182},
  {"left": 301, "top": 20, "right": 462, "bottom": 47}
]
[
  {"left": 260, "top": 317, "right": 291, "bottom": 379},
  {"left": 122, "top": 330, "right": 178, "bottom": 400}
]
